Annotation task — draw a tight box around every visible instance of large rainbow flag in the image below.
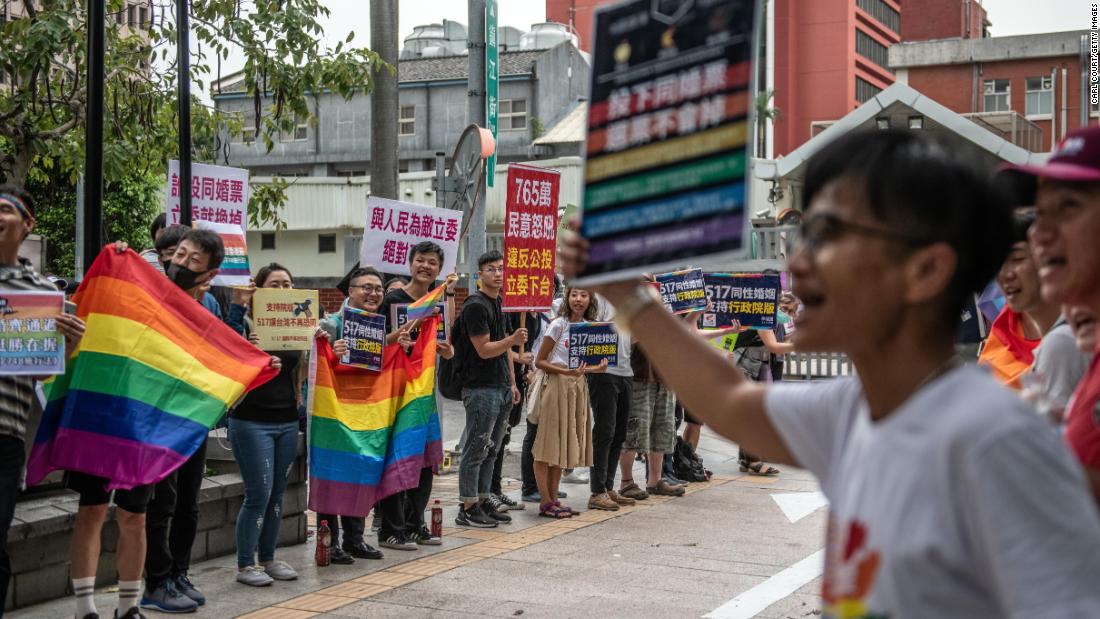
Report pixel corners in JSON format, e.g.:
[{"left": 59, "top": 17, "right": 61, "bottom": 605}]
[
  {"left": 26, "top": 246, "right": 277, "bottom": 489},
  {"left": 308, "top": 315, "right": 443, "bottom": 517}
]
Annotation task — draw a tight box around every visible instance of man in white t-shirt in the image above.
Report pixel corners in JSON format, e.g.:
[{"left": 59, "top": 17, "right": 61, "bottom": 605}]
[{"left": 559, "top": 129, "right": 1100, "bottom": 618}]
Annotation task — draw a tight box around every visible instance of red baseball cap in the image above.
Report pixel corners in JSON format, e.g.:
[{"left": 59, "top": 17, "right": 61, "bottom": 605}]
[{"left": 1000, "top": 126, "right": 1100, "bottom": 182}]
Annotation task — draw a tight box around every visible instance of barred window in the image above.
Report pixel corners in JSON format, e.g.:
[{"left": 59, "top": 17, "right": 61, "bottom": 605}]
[
  {"left": 856, "top": 0, "right": 900, "bottom": 34},
  {"left": 856, "top": 77, "right": 882, "bottom": 104},
  {"left": 856, "top": 30, "right": 890, "bottom": 71}
]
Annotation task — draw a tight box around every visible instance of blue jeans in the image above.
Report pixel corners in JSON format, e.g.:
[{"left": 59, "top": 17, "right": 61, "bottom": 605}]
[
  {"left": 228, "top": 418, "right": 299, "bottom": 567},
  {"left": 458, "top": 386, "right": 512, "bottom": 502}
]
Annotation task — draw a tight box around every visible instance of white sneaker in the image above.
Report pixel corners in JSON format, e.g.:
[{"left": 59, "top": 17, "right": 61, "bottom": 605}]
[
  {"left": 261, "top": 560, "right": 298, "bottom": 581},
  {"left": 562, "top": 468, "right": 590, "bottom": 484},
  {"left": 236, "top": 565, "right": 274, "bottom": 587}
]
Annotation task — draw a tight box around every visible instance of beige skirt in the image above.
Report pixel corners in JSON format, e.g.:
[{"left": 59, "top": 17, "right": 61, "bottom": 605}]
[{"left": 530, "top": 373, "right": 593, "bottom": 469}]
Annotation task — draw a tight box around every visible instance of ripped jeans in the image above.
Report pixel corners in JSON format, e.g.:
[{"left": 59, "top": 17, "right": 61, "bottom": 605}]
[
  {"left": 458, "top": 386, "right": 512, "bottom": 502},
  {"left": 228, "top": 418, "right": 299, "bottom": 568}
]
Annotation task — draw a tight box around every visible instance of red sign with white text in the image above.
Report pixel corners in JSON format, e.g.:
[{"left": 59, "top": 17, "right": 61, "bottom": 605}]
[{"left": 502, "top": 164, "right": 560, "bottom": 311}]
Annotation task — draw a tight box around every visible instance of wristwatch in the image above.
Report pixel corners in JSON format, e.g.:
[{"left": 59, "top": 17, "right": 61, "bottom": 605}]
[
  {"left": 612, "top": 285, "right": 661, "bottom": 334},
  {"left": 445, "top": 291, "right": 456, "bottom": 297}
]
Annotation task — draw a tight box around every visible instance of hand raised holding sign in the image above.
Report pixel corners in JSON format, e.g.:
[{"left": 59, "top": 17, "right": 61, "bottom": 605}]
[{"left": 508, "top": 327, "right": 529, "bottom": 347}]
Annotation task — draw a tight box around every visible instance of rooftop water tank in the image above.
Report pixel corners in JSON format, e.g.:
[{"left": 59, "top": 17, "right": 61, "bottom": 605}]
[{"left": 519, "top": 22, "right": 577, "bottom": 50}]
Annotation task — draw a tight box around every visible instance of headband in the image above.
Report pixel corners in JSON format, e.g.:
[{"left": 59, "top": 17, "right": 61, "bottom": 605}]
[{"left": 0, "top": 194, "right": 32, "bottom": 220}]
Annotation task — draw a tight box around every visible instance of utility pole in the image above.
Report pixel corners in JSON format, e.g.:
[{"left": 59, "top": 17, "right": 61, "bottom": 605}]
[
  {"left": 466, "top": 0, "right": 487, "bottom": 276},
  {"left": 177, "top": 0, "right": 193, "bottom": 225},
  {"left": 82, "top": 0, "right": 105, "bottom": 272},
  {"left": 370, "top": 0, "right": 399, "bottom": 200}
]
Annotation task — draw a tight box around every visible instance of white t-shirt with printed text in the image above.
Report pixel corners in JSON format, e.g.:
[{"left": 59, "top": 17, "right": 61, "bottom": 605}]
[{"left": 766, "top": 364, "right": 1100, "bottom": 619}]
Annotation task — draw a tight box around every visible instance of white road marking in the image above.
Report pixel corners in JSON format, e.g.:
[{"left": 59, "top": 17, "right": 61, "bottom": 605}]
[
  {"left": 703, "top": 549, "right": 826, "bottom": 619},
  {"left": 771, "top": 491, "right": 828, "bottom": 524}
]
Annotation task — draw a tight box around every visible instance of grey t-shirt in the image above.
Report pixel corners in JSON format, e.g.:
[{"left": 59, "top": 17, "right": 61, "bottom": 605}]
[
  {"left": 766, "top": 365, "right": 1100, "bottom": 618},
  {"left": 1031, "top": 320, "right": 1091, "bottom": 419}
]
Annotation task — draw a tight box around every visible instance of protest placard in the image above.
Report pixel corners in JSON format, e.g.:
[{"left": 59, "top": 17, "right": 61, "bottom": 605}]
[
  {"left": 340, "top": 307, "right": 386, "bottom": 371},
  {"left": 392, "top": 303, "right": 448, "bottom": 345},
  {"left": 655, "top": 268, "right": 707, "bottom": 314},
  {"left": 0, "top": 291, "right": 66, "bottom": 375},
  {"left": 194, "top": 220, "right": 251, "bottom": 286},
  {"left": 361, "top": 197, "right": 463, "bottom": 277},
  {"left": 567, "top": 322, "right": 619, "bottom": 370},
  {"left": 503, "top": 164, "right": 560, "bottom": 311},
  {"left": 700, "top": 273, "right": 781, "bottom": 330},
  {"left": 167, "top": 161, "right": 249, "bottom": 228},
  {"left": 576, "top": 0, "right": 755, "bottom": 284},
  {"left": 253, "top": 288, "right": 320, "bottom": 351}
]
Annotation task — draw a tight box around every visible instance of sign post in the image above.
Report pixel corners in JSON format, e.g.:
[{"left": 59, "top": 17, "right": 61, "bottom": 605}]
[{"left": 485, "top": 0, "right": 498, "bottom": 188}]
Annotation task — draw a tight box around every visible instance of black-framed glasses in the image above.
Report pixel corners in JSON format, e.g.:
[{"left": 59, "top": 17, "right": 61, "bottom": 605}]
[
  {"left": 797, "top": 213, "right": 932, "bottom": 253},
  {"left": 480, "top": 266, "right": 504, "bottom": 274},
  {"left": 350, "top": 285, "right": 384, "bottom": 294}
]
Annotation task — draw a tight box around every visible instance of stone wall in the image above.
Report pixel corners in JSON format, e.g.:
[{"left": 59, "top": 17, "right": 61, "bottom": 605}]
[{"left": 4, "top": 435, "right": 308, "bottom": 612}]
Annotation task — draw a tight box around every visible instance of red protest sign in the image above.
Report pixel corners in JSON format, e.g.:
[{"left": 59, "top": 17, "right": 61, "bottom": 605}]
[{"left": 503, "top": 163, "right": 560, "bottom": 311}]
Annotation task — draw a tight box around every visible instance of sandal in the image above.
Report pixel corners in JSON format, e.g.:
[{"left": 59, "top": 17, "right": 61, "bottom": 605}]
[
  {"left": 538, "top": 503, "right": 571, "bottom": 519},
  {"left": 740, "top": 461, "right": 780, "bottom": 476},
  {"left": 553, "top": 500, "right": 579, "bottom": 516}
]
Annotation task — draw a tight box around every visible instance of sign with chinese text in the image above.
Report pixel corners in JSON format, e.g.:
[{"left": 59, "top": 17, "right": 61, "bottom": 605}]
[
  {"left": 194, "top": 220, "right": 251, "bottom": 286},
  {"left": 392, "top": 303, "right": 448, "bottom": 345},
  {"left": 567, "top": 322, "right": 619, "bottom": 370},
  {"left": 361, "top": 197, "right": 463, "bottom": 277},
  {"left": 0, "top": 291, "right": 66, "bottom": 375},
  {"left": 485, "top": 0, "right": 498, "bottom": 187},
  {"left": 700, "top": 272, "right": 780, "bottom": 330},
  {"left": 167, "top": 161, "right": 250, "bottom": 228},
  {"left": 503, "top": 164, "right": 560, "bottom": 311},
  {"left": 577, "top": 0, "right": 755, "bottom": 284},
  {"left": 655, "top": 268, "right": 707, "bottom": 314},
  {"left": 340, "top": 307, "right": 385, "bottom": 371},
  {"left": 253, "top": 288, "right": 320, "bottom": 351}
]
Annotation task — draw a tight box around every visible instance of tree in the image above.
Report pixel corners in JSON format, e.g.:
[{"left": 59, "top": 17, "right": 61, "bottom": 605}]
[{"left": 0, "top": 0, "right": 387, "bottom": 270}]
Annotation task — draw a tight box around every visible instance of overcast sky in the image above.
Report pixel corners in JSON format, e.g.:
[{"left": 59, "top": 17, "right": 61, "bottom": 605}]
[{"left": 197, "top": 0, "right": 1083, "bottom": 102}]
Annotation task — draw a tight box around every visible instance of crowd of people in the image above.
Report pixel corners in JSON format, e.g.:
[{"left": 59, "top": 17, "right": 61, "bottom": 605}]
[{"left": 0, "top": 124, "right": 1098, "bottom": 618}]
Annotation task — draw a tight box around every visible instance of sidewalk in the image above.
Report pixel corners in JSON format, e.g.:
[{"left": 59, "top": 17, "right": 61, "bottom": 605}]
[{"left": 11, "top": 428, "right": 827, "bottom": 619}]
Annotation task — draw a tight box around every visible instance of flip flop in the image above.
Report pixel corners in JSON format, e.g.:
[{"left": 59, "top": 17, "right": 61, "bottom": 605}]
[{"left": 539, "top": 503, "right": 571, "bottom": 519}]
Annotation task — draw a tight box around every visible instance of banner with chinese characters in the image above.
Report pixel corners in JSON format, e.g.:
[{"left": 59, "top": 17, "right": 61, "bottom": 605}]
[
  {"left": 392, "top": 303, "right": 448, "bottom": 345},
  {"left": 576, "top": 0, "right": 755, "bottom": 284},
  {"left": 700, "top": 273, "right": 781, "bottom": 330},
  {"left": 655, "top": 268, "right": 707, "bottom": 314},
  {"left": 502, "top": 164, "right": 560, "bottom": 311},
  {"left": 194, "top": 220, "right": 251, "bottom": 286},
  {"left": 360, "top": 197, "right": 463, "bottom": 277},
  {"left": 340, "top": 307, "right": 386, "bottom": 371},
  {"left": 0, "top": 291, "right": 66, "bottom": 375},
  {"left": 252, "top": 288, "right": 320, "bottom": 351},
  {"left": 167, "top": 161, "right": 250, "bottom": 228},
  {"left": 567, "top": 322, "right": 618, "bottom": 370}
]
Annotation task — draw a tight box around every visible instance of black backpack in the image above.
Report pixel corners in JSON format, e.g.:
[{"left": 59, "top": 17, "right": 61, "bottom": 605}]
[{"left": 438, "top": 293, "right": 488, "bottom": 401}]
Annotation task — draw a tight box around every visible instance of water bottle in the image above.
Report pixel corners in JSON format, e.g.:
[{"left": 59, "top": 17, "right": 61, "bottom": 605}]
[
  {"left": 430, "top": 500, "right": 443, "bottom": 538},
  {"left": 315, "top": 519, "right": 332, "bottom": 566}
]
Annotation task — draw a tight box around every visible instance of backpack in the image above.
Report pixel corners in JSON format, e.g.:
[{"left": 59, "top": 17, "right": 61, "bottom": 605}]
[
  {"left": 437, "top": 293, "right": 489, "bottom": 401},
  {"left": 672, "top": 436, "right": 710, "bottom": 482}
]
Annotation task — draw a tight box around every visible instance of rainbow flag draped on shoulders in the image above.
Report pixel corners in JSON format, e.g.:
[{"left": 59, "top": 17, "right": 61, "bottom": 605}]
[
  {"left": 26, "top": 245, "right": 278, "bottom": 489},
  {"left": 308, "top": 315, "right": 443, "bottom": 517}
]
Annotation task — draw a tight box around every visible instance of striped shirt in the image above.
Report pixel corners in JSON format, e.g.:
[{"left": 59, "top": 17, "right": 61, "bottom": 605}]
[{"left": 0, "top": 258, "right": 62, "bottom": 441}]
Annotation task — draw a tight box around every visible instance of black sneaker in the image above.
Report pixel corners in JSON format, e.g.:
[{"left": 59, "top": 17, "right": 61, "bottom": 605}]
[
  {"left": 455, "top": 505, "right": 498, "bottom": 528},
  {"left": 494, "top": 493, "right": 524, "bottom": 511},
  {"left": 485, "top": 495, "right": 508, "bottom": 513},
  {"left": 330, "top": 547, "right": 355, "bottom": 565},
  {"left": 344, "top": 541, "right": 384, "bottom": 559},
  {"left": 409, "top": 525, "right": 443, "bottom": 546},
  {"left": 114, "top": 609, "right": 146, "bottom": 619},
  {"left": 379, "top": 533, "right": 418, "bottom": 551},
  {"left": 174, "top": 573, "right": 205, "bottom": 606},
  {"left": 480, "top": 502, "right": 512, "bottom": 523}
]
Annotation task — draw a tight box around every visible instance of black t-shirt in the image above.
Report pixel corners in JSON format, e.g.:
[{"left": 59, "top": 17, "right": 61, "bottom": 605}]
[
  {"left": 459, "top": 291, "right": 510, "bottom": 388},
  {"left": 231, "top": 350, "right": 300, "bottom": 423},
  {"left": 378, "top": 288, "right": 415, "bottom": 335}
]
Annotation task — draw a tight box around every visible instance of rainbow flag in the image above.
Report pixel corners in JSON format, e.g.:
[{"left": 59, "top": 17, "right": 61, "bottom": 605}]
[
  {"left": 307, "top": 316, "right": 443, "bottom": 517},
  {"left": 195, "top": 220, "right": 250, "bottom": 286},
  {"left": 404, "top": 282, "right": 448, "bottom": 323},
  {"left": 26, "top": 246, "right": 277, "bottom": 490}
]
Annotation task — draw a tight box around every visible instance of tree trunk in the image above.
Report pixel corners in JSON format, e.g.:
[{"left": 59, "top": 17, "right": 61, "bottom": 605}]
[{"left": 369, "top": 0, "right": 399, "bottom": 198}]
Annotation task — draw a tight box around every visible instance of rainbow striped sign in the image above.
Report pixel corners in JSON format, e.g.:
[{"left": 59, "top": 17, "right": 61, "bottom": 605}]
[{"left": 195, "top": 220, "right": 251, "bottom": 286}]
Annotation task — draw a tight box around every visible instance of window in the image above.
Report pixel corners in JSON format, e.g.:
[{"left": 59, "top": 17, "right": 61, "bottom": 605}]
[
  {"left": 261, "top": 233, "right": 276, "bottom": 250},
  {"left": 318, "top": 234, "right": 336, "bottom": 254},
  {"left": 127, "top": 4, "right": 137, "bottom": 27},
  {"left": 500, "top": 99, "right": 527, "bottom": 131},
  {"left": 983, "top": 79, "right": 1011, "bottom": 112},
  {"left": 855, "top": 30, "right": 890, "bottom": 71},
  {"left": 282, "top": 114, "right": 308, "bottom": 142},
  {"left": 138, "top": 6, "right": 148, "bottom": 28},
  {"left": 856, "top": 77, "right": 881, "bottom": 103},
  {"left": 856, "top": 0, "right": 900, "bottom": 34},
  {"left": 1025, "top": 76, "right": 1053, "bottom": 117},
  {"left": 238, "top": 110, "right": 257, "bottom": 143},
  {"left": 399, "top": 105, "right": 415, "bottom": 136}
]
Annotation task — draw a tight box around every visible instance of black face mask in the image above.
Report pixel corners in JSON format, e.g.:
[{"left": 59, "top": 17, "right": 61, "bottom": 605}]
[{"left": 166, "top": 262, "right": 208, "bottom": 291}]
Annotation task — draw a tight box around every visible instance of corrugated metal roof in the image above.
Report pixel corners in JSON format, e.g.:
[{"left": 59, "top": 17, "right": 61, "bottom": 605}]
[{"left": 533, "top": 101, "right": 587, "bottom": 145}]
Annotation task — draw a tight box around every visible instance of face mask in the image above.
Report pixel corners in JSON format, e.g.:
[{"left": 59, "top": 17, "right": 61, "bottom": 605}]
[{"left": 166, "top": 262, "right": 208, "bottom": 291}]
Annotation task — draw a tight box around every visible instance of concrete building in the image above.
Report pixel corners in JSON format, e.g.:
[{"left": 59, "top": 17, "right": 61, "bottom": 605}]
[
  {"left": 890, "top": 30, "right": 1095, "bottom": 151},
  {"left": 211, "top": 24, "right": 589, "bottom": 177}
]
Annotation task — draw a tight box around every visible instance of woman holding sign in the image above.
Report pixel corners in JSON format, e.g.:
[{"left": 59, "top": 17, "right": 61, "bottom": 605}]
[{"left": 531, "top": 287, "right": 606, "bottom": 518}]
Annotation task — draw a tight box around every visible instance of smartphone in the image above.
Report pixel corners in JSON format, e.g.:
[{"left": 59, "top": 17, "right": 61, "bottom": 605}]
[{"left": 63, "top": 301, "right": 77, "bottom": 315}]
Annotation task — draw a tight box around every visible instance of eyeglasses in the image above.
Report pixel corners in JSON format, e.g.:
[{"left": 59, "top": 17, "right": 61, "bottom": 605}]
[
  {"left": 797, "top": 213, "right": 932, "bottom": 253},
  {"left": 350, "top": 285, "right": 384, "bottom": 294},
  {"left": 480, "top": 266, "right": 504, "bottom": 274}
]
